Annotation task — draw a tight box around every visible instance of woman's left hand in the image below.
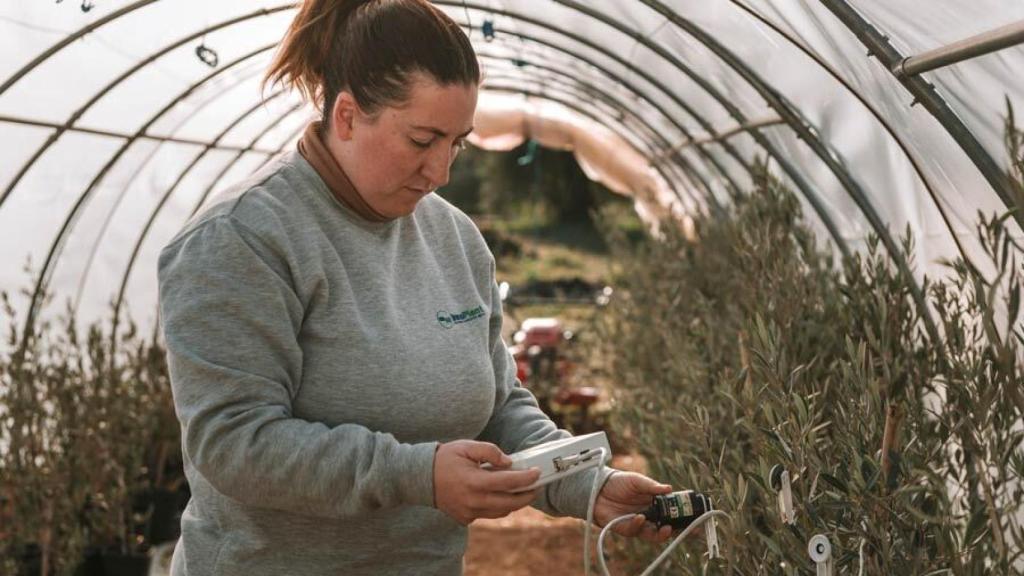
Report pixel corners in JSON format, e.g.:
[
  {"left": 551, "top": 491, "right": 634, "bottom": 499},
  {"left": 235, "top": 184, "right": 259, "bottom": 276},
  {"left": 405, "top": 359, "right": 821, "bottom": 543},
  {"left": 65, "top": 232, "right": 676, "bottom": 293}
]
[{"left": 593, "top": 471, "right": 675, "bottom": 543}]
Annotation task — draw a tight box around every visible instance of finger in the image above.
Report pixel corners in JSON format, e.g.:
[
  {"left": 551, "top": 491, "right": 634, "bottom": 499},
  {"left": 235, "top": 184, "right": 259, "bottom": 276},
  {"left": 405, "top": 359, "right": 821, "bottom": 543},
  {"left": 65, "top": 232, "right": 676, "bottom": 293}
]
[
  {"left": 637, "top": 521, "right": 665, "bottom": 543},
  {"left": 612, "top": 514, "right": 646, "bottom": 537},
  {"left": 631, "top": 475, "right": 672, "bottom": 495},
  {"left": 658, "top": 524, "right": 673, "bottom": 543},
  {"left": 477, "top": 467, "right": 542, "bottom": 492},
  {"left": 460, "top": 441, "right": 511, "bottom": 467},
  {"left": 478, "top": 489, "right": 540, "bottom": 515}
]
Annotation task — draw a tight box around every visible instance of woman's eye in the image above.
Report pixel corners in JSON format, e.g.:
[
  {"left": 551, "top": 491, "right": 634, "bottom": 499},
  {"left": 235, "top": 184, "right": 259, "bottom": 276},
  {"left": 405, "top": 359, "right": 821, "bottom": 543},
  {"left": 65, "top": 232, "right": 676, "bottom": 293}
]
[{"left": 410, "top": 139, "right": 432, "bottom": 148}]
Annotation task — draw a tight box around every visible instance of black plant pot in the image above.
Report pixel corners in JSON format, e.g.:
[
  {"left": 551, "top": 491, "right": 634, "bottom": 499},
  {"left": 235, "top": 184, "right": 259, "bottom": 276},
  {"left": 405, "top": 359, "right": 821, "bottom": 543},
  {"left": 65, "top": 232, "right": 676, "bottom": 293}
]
[
  {"left": 74, "top": 549, "right": 149, "bottom": 576},
  {"left": 143, "top": 488, "right": 188, "bottom": 545},
  {"left": 99, "top": 553, "right": 150, "bottom": 576},
  {"left": 17, "top": 544, "right": 41, "bottom": 576},
  {"left": 133, "top": 485, "right": 188, "bottom": 547}
]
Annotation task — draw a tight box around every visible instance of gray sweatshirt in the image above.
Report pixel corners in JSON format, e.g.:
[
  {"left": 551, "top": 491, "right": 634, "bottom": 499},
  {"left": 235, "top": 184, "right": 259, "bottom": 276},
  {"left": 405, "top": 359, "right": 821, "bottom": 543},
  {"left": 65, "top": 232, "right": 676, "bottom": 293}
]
[{"left": 157, "top": 150, "right": 610, "bottom": 576}]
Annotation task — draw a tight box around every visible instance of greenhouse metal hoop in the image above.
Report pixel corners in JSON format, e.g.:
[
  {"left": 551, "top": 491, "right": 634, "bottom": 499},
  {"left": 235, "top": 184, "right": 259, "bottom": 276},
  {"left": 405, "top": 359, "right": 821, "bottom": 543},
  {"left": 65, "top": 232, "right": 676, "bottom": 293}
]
[
  {"left": 109, "top": 95, "right": 303, "bottom": 339},
  {"left": 578, "top": 0, "right": 940, "bottom": 341},
  {"left": 452, "top": 1, "right": 854, "bottom": 262},
  {"left": 726, "top": 0, "right": 975, "bottom": 270},
  {"left": 12, "top": 0, "right": 1020, "bottom": 344},
  {"left": 475, "top": 36, "right": 745, "bottom": 205},
  {"left": 0, "top": 5, "right": 295, "bottom": 211},
  {"left": 481, "top": 80, "right": 712, "bottom": 217},
  {"left": 70, "top": 48, "right": 279, "bottom": 316},
  {"left": 13, "top": 5, "right": 296, "bottom": 346},
  {"left": 820, "top": 0, "right": 1022, "bottom": 231},
  {"left": 479, "top": 65, "right": 719, "bottom": 215},
  {"left": 450, "top": 3, "right": 763, "bottom": 207},
  {"left": 3, "top": 1, "right": 845, "bottom": 259}
]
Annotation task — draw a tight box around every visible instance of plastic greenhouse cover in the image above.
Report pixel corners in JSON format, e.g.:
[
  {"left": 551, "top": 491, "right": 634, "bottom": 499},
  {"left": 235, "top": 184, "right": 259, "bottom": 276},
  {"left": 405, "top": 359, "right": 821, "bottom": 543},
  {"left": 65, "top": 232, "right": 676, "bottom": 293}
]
[{"left": 1, "top": 0, "right": 1023, "bottom": 341}]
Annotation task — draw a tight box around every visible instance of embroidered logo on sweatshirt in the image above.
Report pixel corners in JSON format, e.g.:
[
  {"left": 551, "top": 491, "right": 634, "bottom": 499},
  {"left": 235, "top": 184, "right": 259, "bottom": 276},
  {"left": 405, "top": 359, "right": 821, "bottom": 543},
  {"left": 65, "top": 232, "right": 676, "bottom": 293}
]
[{"left": 437, "top": 306, "right": 485, "bottom": 329}]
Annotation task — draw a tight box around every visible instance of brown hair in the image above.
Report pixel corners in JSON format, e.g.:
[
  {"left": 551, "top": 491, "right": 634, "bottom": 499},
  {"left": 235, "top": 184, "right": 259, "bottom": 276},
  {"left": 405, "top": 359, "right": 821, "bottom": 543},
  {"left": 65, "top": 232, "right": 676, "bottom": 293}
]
[{"left": 265, "top": 0, "right": 480, "bottom": 129}]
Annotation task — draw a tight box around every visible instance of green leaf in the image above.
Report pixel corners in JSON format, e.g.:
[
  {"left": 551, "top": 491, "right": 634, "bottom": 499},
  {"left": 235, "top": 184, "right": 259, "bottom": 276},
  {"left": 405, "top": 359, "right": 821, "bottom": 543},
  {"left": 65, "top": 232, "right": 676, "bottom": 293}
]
[{"left": 819, "top": 472, "right": 849, "bottom": 494}]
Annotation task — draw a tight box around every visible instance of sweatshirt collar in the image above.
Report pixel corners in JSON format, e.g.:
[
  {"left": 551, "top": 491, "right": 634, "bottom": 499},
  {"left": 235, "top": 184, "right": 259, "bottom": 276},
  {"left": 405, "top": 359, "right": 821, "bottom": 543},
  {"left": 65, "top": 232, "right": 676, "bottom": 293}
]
[{"left": 297, "top": 121, "right": 392, "bottom": 223}]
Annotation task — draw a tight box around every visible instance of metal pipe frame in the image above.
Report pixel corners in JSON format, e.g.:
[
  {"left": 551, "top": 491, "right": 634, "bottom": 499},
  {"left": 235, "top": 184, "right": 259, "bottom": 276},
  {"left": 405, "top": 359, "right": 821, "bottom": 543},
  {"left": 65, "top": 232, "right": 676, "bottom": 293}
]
[
  {"left": 13, "top": 0, "right": 957, "bottom": 336},
  {"left": 470, "top": 1, "right": 852, "bottom": 260},
  {"left": 16, "top": 7, "right": 296, "bottom": 345},
  {"left": 484, "top": 76, "right": 719, "bottom": 215},
  {"left": 479, "top": 61, "right": 719, "bottom": 214},
  {"left": 479, "top": 61, "right": 716, "bottom": 214},
  {"left": 585, "top": 0, "right": 938, "bottom": 341},
  {"left": 72, "top": 50, "right": 276, "bottom": 315},
  {"left": 443, "top": 3, "right": 755, "bottom": 198},
  {"left": 475, "top": 35, "right": 733, "bottom": 211},
  {"left": 71, "top": 49, "right": 278, "bottom": 315},
  {"left": 475, "top": 41, "right": 739, "bottom": 209},
  {"left": 5, "top": 1, "right": 738, "bottom": 252},
  {"left": 110, "top": 95, "right": 302, "bottom": 336},
  {"left": 0, "top": 114, "right": 278, "bottom": 155},
  {"left": 8, "top": 1, "right": 729, "bottom": 325},
  {"left": 727, "top": 0, "right": 976, "bottom": 271},
  {"left": 0, "top": 0, "right": 160, "bottom": 96},
  {"left": 1, "top": 4, "right": 295, "bottom": 211},
  {"left": 819, "top": 0, "right": 1022, "bottom": 233},
  {"left": 895, "top": 19, "right": 1024, "bottom": 78},
  {"left": 484, "top": 71, "right": 654, "bottom": 152},
  {"left": 653, "top": 117, "right": 786, "bottom": 162},
  {"left": 567, "top": 0, "right": 877, "bottom": 248}
]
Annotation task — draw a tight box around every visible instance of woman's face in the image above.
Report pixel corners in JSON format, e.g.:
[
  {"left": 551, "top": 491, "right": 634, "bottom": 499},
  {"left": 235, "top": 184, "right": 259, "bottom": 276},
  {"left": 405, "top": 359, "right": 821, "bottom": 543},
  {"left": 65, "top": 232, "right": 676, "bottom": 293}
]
[{"left": 330, "top": 73, "right": 478, "bottom": 218}]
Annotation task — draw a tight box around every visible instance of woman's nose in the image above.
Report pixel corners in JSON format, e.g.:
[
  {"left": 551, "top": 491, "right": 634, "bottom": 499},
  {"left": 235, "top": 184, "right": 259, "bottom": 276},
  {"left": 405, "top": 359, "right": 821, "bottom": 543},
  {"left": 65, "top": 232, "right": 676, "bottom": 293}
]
[{"left": 421, "top": 145, "right": 454, "bottom": 189}]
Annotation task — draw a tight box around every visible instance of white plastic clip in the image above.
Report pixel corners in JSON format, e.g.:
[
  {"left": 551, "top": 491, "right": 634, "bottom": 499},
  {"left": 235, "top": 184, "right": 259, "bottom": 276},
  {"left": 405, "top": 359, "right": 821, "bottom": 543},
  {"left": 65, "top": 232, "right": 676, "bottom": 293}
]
[
  {"left": 769, "top": 465, "right": 795, "bottom": 525},
  {"left": 705, "top": 515, "right": 720, "bottom": 559},
  {"left": 808, "top": 534, "right": 833, "bottom": 576}
]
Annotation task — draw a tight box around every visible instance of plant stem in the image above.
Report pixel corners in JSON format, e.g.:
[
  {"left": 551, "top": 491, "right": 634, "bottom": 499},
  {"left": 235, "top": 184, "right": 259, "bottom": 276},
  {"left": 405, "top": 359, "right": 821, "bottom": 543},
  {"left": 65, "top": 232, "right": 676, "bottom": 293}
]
[
  {"left": 976, "top": 459, "right": 1006, "bottom": 560},
  {"left": 881, "top": 402, "right": 904, "bottom": 493}
]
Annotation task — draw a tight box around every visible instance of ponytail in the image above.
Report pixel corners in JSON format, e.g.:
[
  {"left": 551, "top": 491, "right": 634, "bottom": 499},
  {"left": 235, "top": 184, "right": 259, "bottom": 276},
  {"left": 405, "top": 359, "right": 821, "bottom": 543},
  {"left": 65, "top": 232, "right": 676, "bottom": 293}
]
[{"left": 264, "top": 0, "right": 479, "bottom": 127}]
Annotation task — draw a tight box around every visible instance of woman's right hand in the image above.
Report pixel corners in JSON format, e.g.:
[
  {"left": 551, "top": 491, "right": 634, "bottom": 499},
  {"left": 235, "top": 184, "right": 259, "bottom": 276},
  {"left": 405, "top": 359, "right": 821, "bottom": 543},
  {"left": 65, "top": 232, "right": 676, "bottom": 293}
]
[{"left": 433, "top": 440, "right": 542, "bottom": 525}]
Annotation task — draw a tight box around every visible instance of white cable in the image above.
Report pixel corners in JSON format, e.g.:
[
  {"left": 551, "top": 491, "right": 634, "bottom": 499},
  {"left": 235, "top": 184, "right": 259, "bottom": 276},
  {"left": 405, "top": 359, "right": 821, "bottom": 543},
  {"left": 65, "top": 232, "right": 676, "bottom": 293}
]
[
  {"left": 595, "top": 510, "right": 732, "bottom": 576},
  {"left": 583, "top": 447, "right": 610, "bottom": 576},
  {"left": 576, "top": 446, "right": 730, "bottom": 576}
]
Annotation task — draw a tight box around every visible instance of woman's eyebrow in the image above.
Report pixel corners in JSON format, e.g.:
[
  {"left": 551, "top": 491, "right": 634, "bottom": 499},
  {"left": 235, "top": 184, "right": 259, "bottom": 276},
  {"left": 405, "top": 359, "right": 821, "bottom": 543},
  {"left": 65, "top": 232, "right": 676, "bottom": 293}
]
[{"left": 411, "top": 125, "right": 474, "bottom": 138}]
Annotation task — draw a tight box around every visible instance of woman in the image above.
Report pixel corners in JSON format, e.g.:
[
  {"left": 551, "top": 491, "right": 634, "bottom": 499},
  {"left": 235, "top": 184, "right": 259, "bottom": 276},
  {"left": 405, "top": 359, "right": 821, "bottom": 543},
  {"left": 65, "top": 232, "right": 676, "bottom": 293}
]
[{"left": 158, "top": 1, "right": 677, "bottom": 574}]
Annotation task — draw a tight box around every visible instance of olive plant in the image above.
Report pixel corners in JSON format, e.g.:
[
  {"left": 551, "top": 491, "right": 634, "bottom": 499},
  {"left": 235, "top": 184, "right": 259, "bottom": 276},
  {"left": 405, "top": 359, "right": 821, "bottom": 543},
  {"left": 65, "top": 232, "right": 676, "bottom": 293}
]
[
  {"left": 595, "top": 115, "right": 1024, "bottom": 574},
  {"left": 0, "top": 289, "right": 178, "bottom": 575}
]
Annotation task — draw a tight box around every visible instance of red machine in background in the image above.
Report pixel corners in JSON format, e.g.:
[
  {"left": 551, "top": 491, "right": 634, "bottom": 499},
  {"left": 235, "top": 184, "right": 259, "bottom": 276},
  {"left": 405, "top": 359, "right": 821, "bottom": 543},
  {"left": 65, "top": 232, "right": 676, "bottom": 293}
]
[{"left": 508, "top": 317, "right": 604, "bottom": 434}]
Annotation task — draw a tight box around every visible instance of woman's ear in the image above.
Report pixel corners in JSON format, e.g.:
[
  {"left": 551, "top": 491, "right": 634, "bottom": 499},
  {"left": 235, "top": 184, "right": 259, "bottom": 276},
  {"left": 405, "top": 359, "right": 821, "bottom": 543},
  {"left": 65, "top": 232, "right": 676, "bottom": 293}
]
[{"left": 331, "top": 91, "right": 358, "bottom": 141}]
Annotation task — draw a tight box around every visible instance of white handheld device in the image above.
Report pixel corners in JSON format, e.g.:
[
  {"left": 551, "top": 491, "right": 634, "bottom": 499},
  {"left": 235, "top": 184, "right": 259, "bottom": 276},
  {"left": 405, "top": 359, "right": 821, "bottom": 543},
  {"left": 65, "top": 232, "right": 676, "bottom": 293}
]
[{"left": 485, "top": 431, "right": 611, "bottom": 492}]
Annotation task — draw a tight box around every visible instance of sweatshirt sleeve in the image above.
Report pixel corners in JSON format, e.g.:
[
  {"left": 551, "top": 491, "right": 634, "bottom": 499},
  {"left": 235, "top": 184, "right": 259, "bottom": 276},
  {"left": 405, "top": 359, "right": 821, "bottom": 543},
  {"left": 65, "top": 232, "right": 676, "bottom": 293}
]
[
  {"left": 158, "top": 215, "right": 437, "bottom": 519},
  {"left": 475, "top": 262, "right": 614, "bottom": 520}
]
